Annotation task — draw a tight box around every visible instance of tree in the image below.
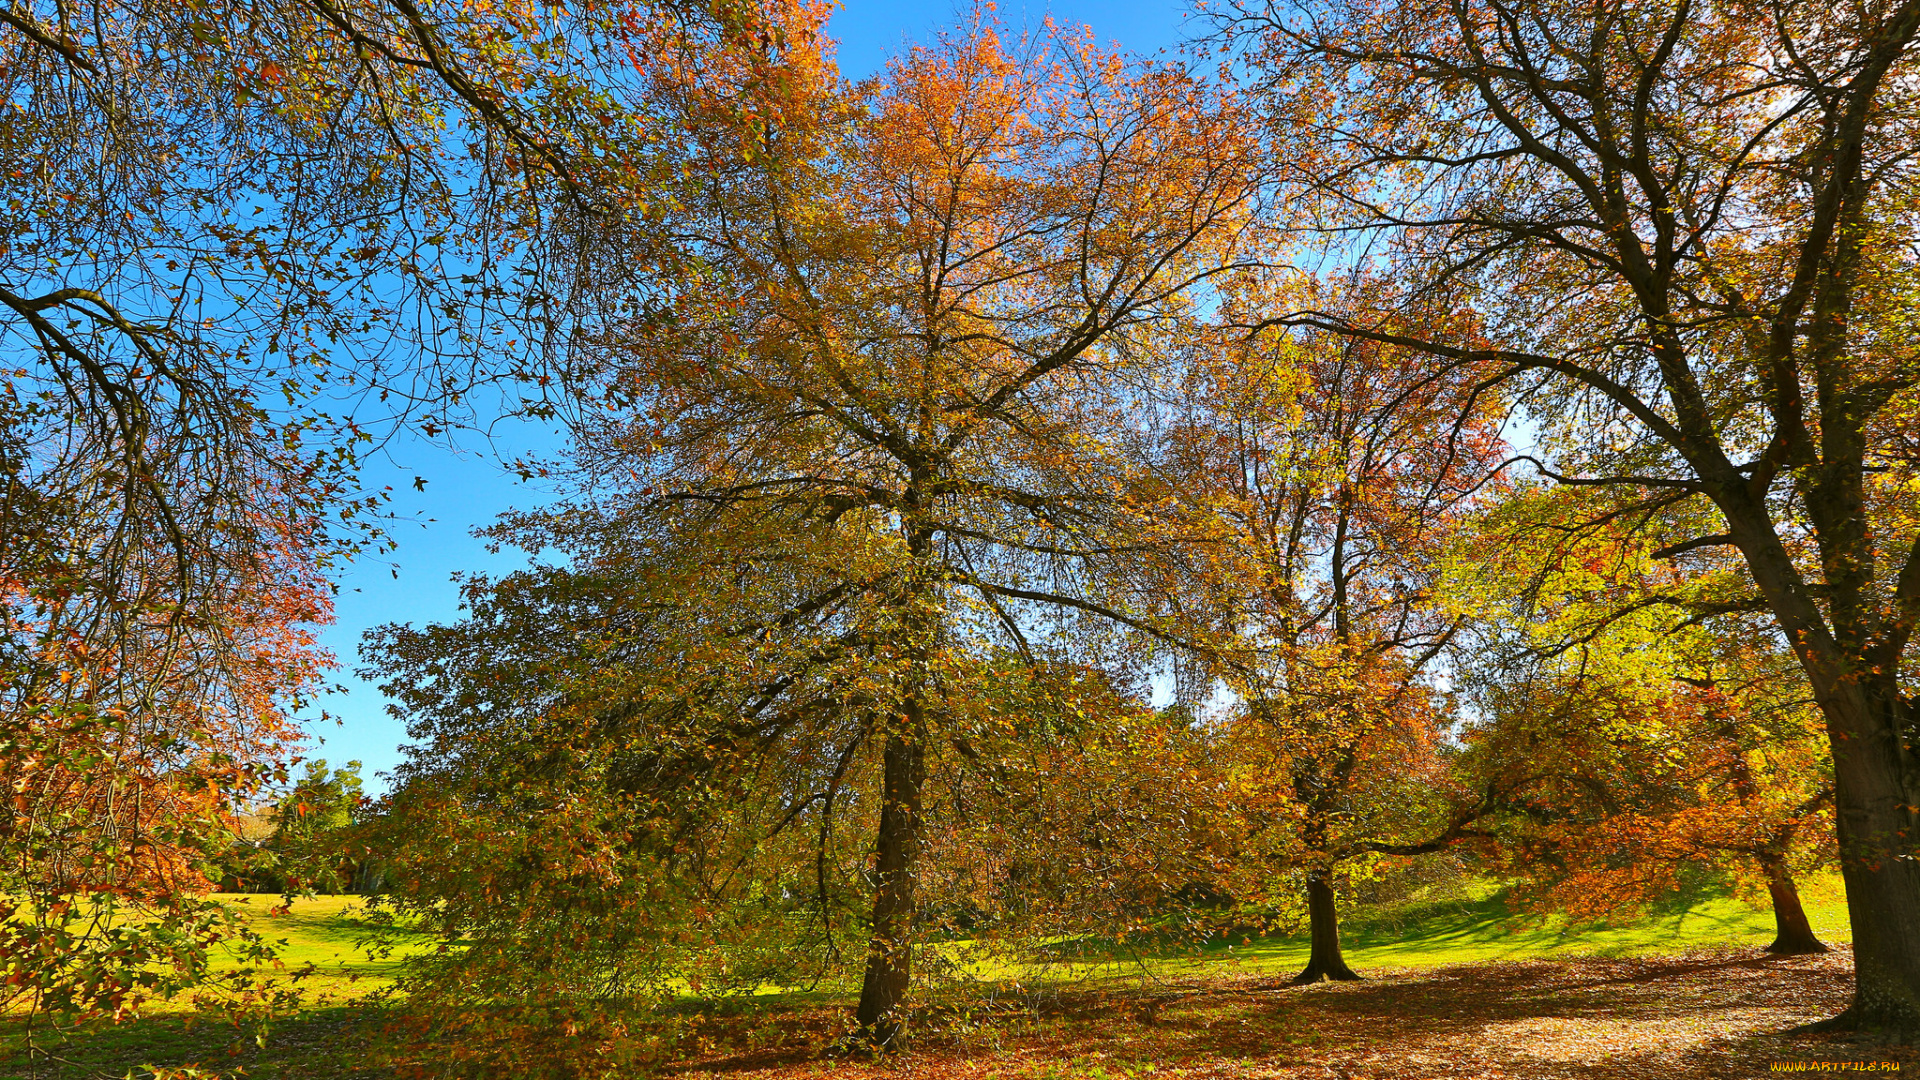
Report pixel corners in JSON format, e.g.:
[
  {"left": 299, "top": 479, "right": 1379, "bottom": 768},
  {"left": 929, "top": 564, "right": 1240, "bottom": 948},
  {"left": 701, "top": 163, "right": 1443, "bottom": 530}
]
[
  {"left": 0, "top": 526, "right": 331, "bottom": 1030},
  {"left": 1490, "top": 673, "right": 1838, "bottom": 954},
  {"left": 0, "top": 0, "right": 776, "bottom": 1045},
  {"left": 1449, "top": 501, "right": 1838, "bottom": 952},
  {"left": 553, "top": 13, "right": 1262, "bottom": 1045},
  {"left": 367, "top": 10, "right": 1266, "bottom": 1050},
  {"left": 219, "top": 759, "right": 369, "bottom": 893},
  {"left": 1228, "top": 0, "right": 1920, "bottom": 1034},
  {"left": 1162, "top": 277, "right": 1505, "bottom": 982}
]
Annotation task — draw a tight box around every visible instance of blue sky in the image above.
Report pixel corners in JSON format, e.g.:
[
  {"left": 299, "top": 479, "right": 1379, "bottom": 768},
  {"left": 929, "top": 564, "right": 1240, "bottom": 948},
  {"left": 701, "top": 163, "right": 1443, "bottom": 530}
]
[{"left": 308, "top": 0, "right": 1197, "bottom": 788}]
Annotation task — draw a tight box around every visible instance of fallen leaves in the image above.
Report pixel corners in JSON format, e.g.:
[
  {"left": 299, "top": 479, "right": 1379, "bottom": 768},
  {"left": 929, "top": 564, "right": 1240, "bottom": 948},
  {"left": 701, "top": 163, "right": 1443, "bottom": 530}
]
[{"left": 667, "top": 947, "right": 1918, "bottom": 1079}]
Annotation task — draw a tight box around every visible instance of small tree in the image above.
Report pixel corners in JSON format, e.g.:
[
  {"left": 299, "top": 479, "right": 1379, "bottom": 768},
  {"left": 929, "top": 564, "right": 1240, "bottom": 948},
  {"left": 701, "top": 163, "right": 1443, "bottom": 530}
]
[
  {"left": 219, "top": 759, "right": 368, "bottom": 894},
  {"left": 1453, "top": 486, "right": 1837, "bottom": 952}
]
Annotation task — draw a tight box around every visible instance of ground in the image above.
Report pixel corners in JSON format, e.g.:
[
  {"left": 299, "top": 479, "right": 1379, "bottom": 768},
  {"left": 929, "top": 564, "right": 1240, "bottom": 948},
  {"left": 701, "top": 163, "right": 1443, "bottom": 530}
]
[
  {"left": 4, "top": 878, "right": 1915, "bottom": 1078},
  {"left": 664, "top": 949, "right": 1914, "bottom": 1078}
]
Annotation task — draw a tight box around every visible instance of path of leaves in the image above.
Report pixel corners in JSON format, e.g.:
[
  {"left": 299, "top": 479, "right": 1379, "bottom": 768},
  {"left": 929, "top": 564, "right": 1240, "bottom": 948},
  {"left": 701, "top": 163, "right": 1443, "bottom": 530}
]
[{"left": 674, "top": 947, "right": 1918, "bottom": 1078}]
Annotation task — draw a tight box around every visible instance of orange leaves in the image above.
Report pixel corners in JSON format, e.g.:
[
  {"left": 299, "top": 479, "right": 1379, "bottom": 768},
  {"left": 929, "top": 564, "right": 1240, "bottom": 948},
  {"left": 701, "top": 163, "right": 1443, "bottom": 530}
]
[
  {"left": 1467, "top": 626, "right": 1835, "bottom": 925},
  {"left": 871, "top": 15, "right": 1029, "bottom": 163},
  {"left": 0, "top": 471, "right": 328, "bottom": 1035},
  {"left": 1156, "top": 271, "right": 1508, "bottom": 895},
  {"left": 354, "top": 13, "right": 1274, "bottom": 1055}
]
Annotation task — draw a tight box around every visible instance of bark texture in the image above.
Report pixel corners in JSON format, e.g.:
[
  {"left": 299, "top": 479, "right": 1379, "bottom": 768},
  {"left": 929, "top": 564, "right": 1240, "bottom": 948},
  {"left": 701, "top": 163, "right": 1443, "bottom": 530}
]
[
  {"left": 1291, "top": 869, "right": 1362, "bottom": 984},
  {"left": 1762, "top": 858, "right": 1829, "bottom": 956},
  {"left": 855, "top": 724, "right": 926, "bottom": 1047},
  {"left": 1821, "top": 677, "right": 1920, "bottom": 1035}
]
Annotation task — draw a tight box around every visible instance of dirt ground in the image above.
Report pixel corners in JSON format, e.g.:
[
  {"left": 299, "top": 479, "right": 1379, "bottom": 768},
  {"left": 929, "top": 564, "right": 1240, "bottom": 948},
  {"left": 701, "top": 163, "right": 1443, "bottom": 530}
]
[{"left": 670, "top": 947, "right": 1918, "bottom": 1078}]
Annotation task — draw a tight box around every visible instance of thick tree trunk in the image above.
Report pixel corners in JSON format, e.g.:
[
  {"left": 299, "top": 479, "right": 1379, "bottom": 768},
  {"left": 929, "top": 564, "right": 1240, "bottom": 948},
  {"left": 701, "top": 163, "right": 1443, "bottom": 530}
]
[
  {"left": 1761, "top": 857, "right": 1828, "bottom": 955},
  {"left": 854, "top": 723, "right": 926, "bottom": 1048},
  {"left": 1823, "top": 675, "right": 1920, "bottom": 1036},
  {"left": 1290, "top": 869, "right": 1361, "bottom": 984},
  {"left": 1724, "top": 506, "right": 1920, "bottom": 1037}
]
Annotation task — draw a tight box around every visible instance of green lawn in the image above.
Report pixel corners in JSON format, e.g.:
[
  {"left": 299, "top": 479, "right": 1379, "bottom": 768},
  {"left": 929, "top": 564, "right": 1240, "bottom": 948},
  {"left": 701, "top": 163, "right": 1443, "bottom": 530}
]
[
  {"left": 943, "top": 873, "right": 1851, "bottom": 986},
  {"left": 198, "top": 894, "right": 430, "bottom": 1007},
  {"left": 1156, "top": 873, "right": 1849, "bottom": 978},
  {"left": 0, "top": 876, "right": 1857, "bottom": 1079},
  {"left": 0, "top": 894, "right": 429, "bottom": 1080}
]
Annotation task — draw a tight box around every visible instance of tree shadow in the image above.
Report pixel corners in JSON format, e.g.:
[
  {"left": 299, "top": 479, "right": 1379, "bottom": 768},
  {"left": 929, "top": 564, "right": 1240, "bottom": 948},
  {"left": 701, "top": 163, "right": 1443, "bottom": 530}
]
[{"left": 670, "top": 947, "right": 1916, "bottom": 1077}]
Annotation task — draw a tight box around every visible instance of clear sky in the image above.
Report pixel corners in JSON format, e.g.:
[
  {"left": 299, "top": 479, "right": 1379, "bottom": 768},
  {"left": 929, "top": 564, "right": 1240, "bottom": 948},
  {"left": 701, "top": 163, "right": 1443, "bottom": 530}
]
[{"left": 307, "top": 0, "right": 1198, "bottom": 789}]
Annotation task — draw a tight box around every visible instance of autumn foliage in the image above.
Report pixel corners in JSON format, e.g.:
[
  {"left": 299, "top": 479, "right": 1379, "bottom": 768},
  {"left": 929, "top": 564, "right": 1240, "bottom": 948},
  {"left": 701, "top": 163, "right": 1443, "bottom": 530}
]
[
  {"left": 4, "top": 0, "right": 1918, "bottom": 1069},
  {"left": 0, "top": 507, "right": 331, "bottom": 1025}
]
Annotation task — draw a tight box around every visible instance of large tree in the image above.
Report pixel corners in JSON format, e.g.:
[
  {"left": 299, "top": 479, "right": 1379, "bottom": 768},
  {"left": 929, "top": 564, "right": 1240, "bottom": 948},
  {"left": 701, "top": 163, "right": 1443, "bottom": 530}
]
[
  {"left": 369, "top": 12, "right": 1265, "bottom": 1049},
  {"left": 1229, "top": 0, "right": 1920, "bottom": 1034},
  {"left": 0, "top": 0, "right": 765, "bottom": 1045}
]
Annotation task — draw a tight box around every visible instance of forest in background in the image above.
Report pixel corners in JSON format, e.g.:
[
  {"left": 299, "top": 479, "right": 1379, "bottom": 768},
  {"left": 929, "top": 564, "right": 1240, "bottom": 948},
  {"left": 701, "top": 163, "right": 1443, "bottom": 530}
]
[{"left": 1, "top": 0, "right": 1916, "bottom": 1074}]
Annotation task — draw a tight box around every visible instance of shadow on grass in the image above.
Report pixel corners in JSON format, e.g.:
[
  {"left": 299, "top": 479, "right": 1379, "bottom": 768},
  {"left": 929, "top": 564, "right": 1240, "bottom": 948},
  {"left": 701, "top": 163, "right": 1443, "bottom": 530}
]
[
  {"left": 672, "top": 948, "right": 1912, "bottom": 1079},
  {"left": 1033, "top": 874, "right": 1838, "bottom": 978},
  {"left": 9, "top": 881, "right": 1877, "bottom": 1079},
  {"left": 0, "top": 1005, "right": 390, "bottom": 1080},
  {"left": 11, "top": 951, "right": 1907, "bottom": 1080},
  {"left": 1026, "top": 887, "right": 1540, "bottom": 972}
]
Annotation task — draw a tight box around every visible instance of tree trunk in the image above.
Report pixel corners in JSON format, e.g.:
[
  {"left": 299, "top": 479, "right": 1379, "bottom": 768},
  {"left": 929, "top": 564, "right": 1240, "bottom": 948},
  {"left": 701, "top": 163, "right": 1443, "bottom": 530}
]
[
  {"left": 1725, "top": 507, "right": 1920, "bottom": 1037},
  {"left": 854, "top": 723, "right": 926, "bottom": 1048},
  {"left": 1290, "top": 869, "right": 1361, "bottom": 984},
  {"left": 1761, "top": 856, "right": 1828, "bottom": 955},
  {"left": 1822, "top": 675, "right": 1920, "bottom": 1036}
]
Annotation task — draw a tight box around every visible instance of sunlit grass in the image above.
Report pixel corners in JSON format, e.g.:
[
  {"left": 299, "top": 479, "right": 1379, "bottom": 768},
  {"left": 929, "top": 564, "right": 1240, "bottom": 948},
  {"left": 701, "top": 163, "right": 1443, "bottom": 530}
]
[
  {"left": 199, "top": 893, "right": 432, "bottom": 1007},
  {"left": 942, "top": 872, "right": 1851, "bottom": 986},
  {"left": 0, "top": 875, "right": 1856, "bottom": 1079},
  {"left": 0, "top": 895, "right": 425, "bottom": 1079},
  {"left": 1176, "top": 872, "right": 1850, "bottom": 977}
]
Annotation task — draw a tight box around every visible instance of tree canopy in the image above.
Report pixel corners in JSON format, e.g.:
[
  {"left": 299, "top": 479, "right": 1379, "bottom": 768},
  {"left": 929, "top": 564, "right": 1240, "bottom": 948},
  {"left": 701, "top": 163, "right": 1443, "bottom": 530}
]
[{"left": 5, "top": 0, "right": 1918, "bottom": 1065}]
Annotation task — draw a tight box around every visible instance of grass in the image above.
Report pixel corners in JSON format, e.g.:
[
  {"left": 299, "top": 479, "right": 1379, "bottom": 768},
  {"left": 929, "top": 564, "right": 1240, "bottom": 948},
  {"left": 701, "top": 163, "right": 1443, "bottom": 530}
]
[
  {"left": 196, "top": 894, "right": 431, "bottom": 1007},
  {"left": 0, "top": 875, "right": 1877, "bottom": 1080},
  {"left": 0, "top": 894, "right": 428, "bottom": 1080},
  {"left": 1200, "top": 872, "right": 1850, "bottom": 971},
  {"left": 959, "top": 872, "right": 1852, "bottom": 985},
  {"left": 0, "top": 1005, "right": 381, "bottom": 1080}
]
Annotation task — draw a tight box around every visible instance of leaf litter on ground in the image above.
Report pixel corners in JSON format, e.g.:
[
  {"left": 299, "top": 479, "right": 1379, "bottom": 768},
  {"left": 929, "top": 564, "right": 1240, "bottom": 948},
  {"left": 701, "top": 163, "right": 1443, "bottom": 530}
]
[{"left": 666, "top": 946, "right": 1918, "bottom": 1079}]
